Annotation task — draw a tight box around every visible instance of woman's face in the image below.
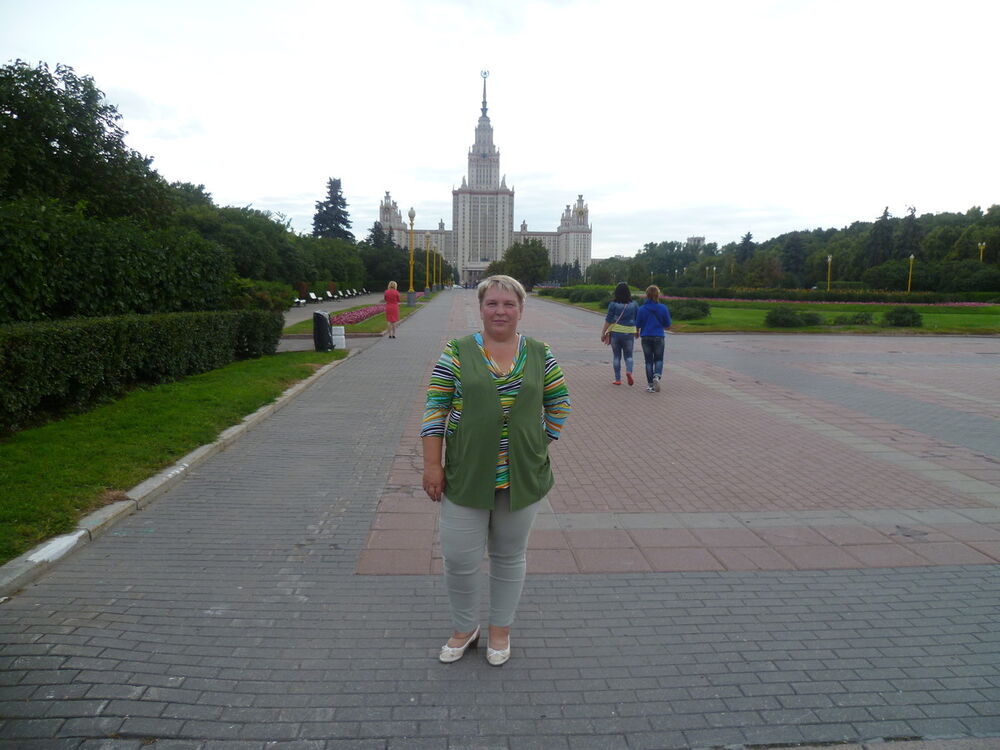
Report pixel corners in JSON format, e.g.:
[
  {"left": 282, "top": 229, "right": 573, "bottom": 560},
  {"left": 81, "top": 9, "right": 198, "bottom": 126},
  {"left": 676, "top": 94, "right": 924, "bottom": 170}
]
[{"left": 480, "top": 286, "right": 522, "bottom": 339}]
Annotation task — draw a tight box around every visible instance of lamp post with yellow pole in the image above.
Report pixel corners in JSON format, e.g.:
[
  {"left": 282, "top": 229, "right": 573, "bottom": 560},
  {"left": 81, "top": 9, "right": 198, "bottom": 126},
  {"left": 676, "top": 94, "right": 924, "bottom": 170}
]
[
  {"left": 979, "top": 241, "right": 987, "bottom": 262},
  {"left": 826, "top": 254, "right": 832, "bottom": 292},
  {"left": 407, "top": 207, "right": 416, "bottom": 306},
  {"left": 907, "top": 253, "right": 915, "bottom": 293}
]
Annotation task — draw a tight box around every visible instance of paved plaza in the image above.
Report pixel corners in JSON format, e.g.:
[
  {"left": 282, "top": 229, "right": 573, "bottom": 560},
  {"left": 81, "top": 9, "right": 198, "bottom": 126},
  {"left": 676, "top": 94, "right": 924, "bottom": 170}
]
[{"left": 1, "top": 290, "right": 999, "bottom": 749}]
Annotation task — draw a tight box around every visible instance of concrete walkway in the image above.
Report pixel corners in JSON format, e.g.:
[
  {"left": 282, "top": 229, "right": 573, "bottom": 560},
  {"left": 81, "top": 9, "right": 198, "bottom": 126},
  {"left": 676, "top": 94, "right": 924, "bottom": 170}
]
[{"left": 1, "top": 290, "right": 999, "bottom": 749}]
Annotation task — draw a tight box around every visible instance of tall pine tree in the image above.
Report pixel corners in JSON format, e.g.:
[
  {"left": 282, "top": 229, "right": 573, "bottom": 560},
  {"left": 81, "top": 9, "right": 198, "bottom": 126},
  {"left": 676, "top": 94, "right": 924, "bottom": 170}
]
[{"left": 312, "top": 177, "right": 354, "bottom": 241}]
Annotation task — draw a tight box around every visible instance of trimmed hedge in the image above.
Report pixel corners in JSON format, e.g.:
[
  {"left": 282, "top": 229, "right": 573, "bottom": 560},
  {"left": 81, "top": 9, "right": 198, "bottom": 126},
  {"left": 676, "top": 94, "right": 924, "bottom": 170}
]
[
  {"left": 0, "top": 198, "right": 233, "bottom": 324},
  {"left": 0, "top": 310, "right": 283, "bottom": 433}
]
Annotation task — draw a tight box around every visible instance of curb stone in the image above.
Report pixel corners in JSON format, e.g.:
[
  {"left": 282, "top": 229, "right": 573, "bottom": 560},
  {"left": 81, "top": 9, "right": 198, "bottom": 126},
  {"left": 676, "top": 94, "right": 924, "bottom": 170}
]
[{"left": 0, "top": 349, "right": 357, "bottom": 599}]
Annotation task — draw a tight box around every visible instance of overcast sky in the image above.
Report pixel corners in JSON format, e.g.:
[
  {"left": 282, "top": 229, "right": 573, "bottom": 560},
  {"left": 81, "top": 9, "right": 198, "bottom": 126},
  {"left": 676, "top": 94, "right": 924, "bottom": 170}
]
[{"left": 3, "top": 0, "right": 998, "bottom": 257}]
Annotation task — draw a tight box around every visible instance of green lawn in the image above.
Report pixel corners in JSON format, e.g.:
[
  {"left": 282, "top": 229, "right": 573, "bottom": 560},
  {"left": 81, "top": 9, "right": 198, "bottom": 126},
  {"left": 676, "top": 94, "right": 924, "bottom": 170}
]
[
  {"left": 0, "top": 349, "right": 345, "bottom": 564},
  {"left": 545, "top": 296, "right": 1000, "bottom": 334}
]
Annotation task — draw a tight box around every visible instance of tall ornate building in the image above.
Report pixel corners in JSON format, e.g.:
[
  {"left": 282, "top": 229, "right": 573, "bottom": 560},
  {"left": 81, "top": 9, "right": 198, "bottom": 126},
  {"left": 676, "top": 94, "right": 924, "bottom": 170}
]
[{"left": 378, "top": 73, "right": 592, "bottom": 285}]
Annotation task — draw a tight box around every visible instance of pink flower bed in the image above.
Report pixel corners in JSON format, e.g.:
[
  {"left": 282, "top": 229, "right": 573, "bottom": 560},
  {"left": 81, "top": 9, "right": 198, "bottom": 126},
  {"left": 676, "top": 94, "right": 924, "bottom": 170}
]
[{"left": 329, "top": 305, "right": 385, "bottom": 326}]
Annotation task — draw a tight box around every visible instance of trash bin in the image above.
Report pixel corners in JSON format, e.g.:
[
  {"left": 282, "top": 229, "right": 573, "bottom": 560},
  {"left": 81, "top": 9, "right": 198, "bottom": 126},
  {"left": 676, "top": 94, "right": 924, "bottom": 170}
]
[
  {"left": 330, "top": 325, "right": 346, "bottom": 350},
  {"left": 312, "top": 311, "right": 333, "bottom": 351}
]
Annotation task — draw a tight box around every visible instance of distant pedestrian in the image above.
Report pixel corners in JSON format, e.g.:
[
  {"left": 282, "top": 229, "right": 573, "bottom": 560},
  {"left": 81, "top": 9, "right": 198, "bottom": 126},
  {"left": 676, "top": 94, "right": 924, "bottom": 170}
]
[
  {"left": 635, "top": 285, "right": 672, "bottom": 392},
  {"left": 384, "top": 281, "right": 400, "bottom": 338},
  {"left": 421, "top": 274, "right": 571, "bottom": 666},
  {"left": 600, "top": 282, "right": 639, "bottom": 386}
]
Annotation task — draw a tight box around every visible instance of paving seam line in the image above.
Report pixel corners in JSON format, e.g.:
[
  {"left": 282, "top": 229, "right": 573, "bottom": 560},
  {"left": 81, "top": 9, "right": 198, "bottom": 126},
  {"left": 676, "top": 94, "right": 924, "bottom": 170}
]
[{"left": 0, "top": 347, "right": 359, "bottom": 601}]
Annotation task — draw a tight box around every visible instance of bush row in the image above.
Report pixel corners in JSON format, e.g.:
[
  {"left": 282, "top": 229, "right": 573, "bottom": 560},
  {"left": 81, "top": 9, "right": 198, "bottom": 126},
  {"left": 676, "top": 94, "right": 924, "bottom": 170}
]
[
  {"left": 764, "top": 306, "right": 923, "bottom": 328},
  {"left": 0, "top": 309, "right": 283, "bottom": 433},
  {"left": 0, "top": 199, "right": 233, "bottom": 324}
]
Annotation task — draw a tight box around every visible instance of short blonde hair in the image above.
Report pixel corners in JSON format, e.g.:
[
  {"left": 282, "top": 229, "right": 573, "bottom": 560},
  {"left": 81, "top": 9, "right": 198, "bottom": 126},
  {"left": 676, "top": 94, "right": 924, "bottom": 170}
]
[
  {"left": 388, "top": 281, "right": 397, "bottom": 290},
  {"left": 645, "top": 285, "right": 660, "bottom": 301},
  {"left": 477, "top": 274, "right": 526, "bottom": 307}
]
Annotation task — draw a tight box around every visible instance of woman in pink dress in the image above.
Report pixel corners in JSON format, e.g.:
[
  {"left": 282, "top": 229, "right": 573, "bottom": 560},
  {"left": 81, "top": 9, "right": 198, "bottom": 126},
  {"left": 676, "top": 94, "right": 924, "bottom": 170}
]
[{"left": 384, "top": 281, "right": 401, "bottom": 338}]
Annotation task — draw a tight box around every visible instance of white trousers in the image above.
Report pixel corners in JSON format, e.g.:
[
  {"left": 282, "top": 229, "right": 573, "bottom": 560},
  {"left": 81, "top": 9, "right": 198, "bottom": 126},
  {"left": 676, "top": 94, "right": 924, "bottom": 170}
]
[{"left": 439, "top": 490, "right": 541, "bottom": 632}]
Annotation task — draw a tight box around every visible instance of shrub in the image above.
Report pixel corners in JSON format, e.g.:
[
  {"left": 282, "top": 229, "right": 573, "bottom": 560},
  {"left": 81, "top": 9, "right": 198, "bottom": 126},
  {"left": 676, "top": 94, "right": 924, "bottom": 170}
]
[
  {"left": 799, "top": 312, "right": 823, "bottom": 326},
  {"left": 226, "top": 278, "right": 297, "bottom": 312},
  {"left": 671, "top": 306, "right": 701, "bottom": 320},
  {"left": 832, "top": 312, "right": 875, "bottom": 325},
  {"left": 882, "top": 306, "right": 923, "bottom": 327},
  {"left": 669, "top": 299, "right": 710, "bottom": 320},
  {"left": 0, "top": 310, "right": 283, "bottom": 433},
  {"left": 764, "top": 308, "right": 806, "bottom": 327}
]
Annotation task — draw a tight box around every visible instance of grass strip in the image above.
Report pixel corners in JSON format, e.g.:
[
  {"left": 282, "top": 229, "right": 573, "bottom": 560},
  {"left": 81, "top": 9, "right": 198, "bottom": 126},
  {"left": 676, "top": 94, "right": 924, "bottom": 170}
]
[{"left": 0, "top": 349, "right": 345, "bottom": 564}]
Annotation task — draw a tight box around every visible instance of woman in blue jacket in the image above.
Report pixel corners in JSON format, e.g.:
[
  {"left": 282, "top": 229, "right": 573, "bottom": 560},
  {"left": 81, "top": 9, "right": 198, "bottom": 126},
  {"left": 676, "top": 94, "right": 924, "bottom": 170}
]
[
  {"left": 600, "top": 282, "right": 639, "bottom": 386},
  {"left": 634, "top": 285, "right": 672, "bottom": 392}
]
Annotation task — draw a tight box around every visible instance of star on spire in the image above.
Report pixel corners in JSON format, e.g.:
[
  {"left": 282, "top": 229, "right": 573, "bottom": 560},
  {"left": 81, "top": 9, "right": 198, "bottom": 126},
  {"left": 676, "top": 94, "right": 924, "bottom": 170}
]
[{"left": 481, "top": 70, "right": 489, "bottom": 117}]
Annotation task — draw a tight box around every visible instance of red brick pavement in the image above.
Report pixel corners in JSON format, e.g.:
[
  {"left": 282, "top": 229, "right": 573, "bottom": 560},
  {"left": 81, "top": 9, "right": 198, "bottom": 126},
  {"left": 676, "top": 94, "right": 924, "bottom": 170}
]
[{"left": 357, "top": 294, "right": 1000, "bottom": 575}]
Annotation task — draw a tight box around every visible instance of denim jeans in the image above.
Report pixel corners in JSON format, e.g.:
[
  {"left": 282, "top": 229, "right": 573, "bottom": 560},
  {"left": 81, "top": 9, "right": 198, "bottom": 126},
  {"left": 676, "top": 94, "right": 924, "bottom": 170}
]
[
  {"left": 640, "top": 336, "right": 665, "bottom": 384},
  {"left": 609, "top": 332, "right": 634, "bottom": 381}
]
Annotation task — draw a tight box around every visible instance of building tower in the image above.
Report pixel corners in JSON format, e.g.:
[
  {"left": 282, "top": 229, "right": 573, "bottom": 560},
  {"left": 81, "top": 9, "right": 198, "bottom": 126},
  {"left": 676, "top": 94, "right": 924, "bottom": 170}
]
[{"left": 451, "top": 70, "right": 514, "bottom": 284}]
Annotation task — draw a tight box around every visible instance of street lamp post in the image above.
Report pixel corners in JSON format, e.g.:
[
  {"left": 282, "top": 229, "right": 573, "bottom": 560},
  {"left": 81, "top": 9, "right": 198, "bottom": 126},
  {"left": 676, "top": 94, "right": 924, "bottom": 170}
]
[
  {"left": 907, "top": 253, "right": 915, "bottom": 293},
  {"left": 826, "top": 255, "right": 832, "bottom": 292},
  {"left": 407, "top": 208, "right": 416, "bottom": 306},
  {"left": 712, "top": 266, "right": 717, "bottom": 289},
  {"left": 979, "top": 241, "right": 987, "bottom": 262}
]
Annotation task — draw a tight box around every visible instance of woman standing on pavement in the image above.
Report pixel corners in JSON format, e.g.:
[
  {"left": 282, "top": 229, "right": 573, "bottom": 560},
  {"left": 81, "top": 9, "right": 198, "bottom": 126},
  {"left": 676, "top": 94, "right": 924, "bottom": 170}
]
[
  {"left": 600, "top": 282, "right": 639, "bottom": 386},
  {"left": 635, "top": 285, "right": 672, "bottom": 392},
  {"left": 420, "top": 275, "right": 571, "bottom": 666},
  {"left": 384, "top": 281, "right": 401, "bottom": 338}
]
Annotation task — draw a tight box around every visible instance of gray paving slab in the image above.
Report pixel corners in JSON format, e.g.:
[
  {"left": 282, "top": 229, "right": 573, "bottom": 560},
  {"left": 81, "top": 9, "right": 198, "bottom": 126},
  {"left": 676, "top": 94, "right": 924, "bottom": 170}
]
[{"left": 1, "top": 290, "right": 999, "bottom": 749}]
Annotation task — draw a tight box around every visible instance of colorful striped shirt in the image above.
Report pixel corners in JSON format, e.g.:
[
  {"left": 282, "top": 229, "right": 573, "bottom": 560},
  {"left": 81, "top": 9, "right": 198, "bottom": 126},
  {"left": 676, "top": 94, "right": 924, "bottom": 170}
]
[{"left": 420, "top": 333, "right": 572, "bottom": 490}]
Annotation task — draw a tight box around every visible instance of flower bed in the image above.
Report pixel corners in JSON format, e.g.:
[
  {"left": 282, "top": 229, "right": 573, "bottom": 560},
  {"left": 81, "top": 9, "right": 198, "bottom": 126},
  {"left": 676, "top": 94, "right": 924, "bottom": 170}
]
[{"left": 329, "top": 305, "right": 385, "bottom": 326}]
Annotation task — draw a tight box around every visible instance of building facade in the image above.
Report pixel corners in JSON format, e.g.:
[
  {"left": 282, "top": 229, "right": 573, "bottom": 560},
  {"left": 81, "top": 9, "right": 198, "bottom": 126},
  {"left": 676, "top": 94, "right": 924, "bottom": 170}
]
[{"left": 379, "top": 74, "right": 592, "bottom": 286}]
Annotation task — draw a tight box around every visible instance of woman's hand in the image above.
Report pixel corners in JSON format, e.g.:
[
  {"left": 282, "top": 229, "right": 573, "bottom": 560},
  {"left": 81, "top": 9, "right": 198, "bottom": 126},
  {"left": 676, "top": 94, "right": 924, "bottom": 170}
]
[{"left": 423, "top": 464, "right": 445, "bottom": 502}]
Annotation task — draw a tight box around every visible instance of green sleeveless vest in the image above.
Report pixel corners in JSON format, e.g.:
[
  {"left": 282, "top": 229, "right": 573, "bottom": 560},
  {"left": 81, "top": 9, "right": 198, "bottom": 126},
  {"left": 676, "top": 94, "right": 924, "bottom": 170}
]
[{"left": 444, "top": 335, "right": 554, "bottom": 511}]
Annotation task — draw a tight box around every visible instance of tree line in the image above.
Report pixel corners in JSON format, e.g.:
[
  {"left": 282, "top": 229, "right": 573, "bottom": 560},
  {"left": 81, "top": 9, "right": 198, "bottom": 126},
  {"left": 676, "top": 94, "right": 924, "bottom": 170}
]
[
  {"left": 588, "top": 205, "right": 1000, "bottom": 293},
  {"left": 0, "top": 60, "right": 454, "bottom": 324}
]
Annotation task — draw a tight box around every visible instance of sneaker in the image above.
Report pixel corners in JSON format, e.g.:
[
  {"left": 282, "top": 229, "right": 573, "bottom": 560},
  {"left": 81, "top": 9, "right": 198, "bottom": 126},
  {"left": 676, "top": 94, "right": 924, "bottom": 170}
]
[
  {"left": 646, "top": 385, "right": 655, "bottom": 393},
  {"left": 626, "top": 373, "right": 634, "bottom": 386},
  {"left": 612, "top": 380, "right": 621, "bottom": 386},
  {"left": 653, "top": 375, "right": 661, "bottom": 392}
]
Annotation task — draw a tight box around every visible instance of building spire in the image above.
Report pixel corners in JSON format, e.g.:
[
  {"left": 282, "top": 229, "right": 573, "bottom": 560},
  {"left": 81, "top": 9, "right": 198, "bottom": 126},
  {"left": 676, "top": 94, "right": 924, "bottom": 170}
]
[{"left": 480, "top": 70, "right": 489, "bottom": 117}]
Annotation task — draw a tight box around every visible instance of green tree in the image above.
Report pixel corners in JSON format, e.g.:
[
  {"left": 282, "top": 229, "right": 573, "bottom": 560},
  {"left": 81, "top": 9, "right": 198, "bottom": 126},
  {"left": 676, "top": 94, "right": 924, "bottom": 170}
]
[
  {"left": 895, "top": 206, "right": 921, "bottom": 260},
  {"left": 501, "top": 240, "right": 550, "bottom": 290},
  {"left": 359, "top": 223, "right": 409, "bottom": 286},
  {"left": 865, "top": 207, "right": 894, "bottom": 266},
  {"left": 735, "top": 232, "right": 755, "bottom": 264},
  {"left": 312, "top": 177, "right": 354, "bottom": 241},
  {"left": 0, "top": 60, "right": 170, "bottom": 223}
]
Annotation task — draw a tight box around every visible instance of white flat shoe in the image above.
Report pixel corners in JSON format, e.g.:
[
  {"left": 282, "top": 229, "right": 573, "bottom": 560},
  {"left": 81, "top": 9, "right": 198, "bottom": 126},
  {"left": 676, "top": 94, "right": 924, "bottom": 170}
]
[
  {"left": 438, "top": 626, "right": 480, "bottom": 663},
  {"left": 486, "top": 637, "right": 510, "bottom": 667}
]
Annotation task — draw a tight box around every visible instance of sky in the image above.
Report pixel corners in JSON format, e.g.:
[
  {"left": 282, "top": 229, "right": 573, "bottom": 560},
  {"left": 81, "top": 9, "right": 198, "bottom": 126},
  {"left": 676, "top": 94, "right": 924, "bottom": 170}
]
[{"left": 3, "top": 0, "right": 998, "bottom": 258}]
